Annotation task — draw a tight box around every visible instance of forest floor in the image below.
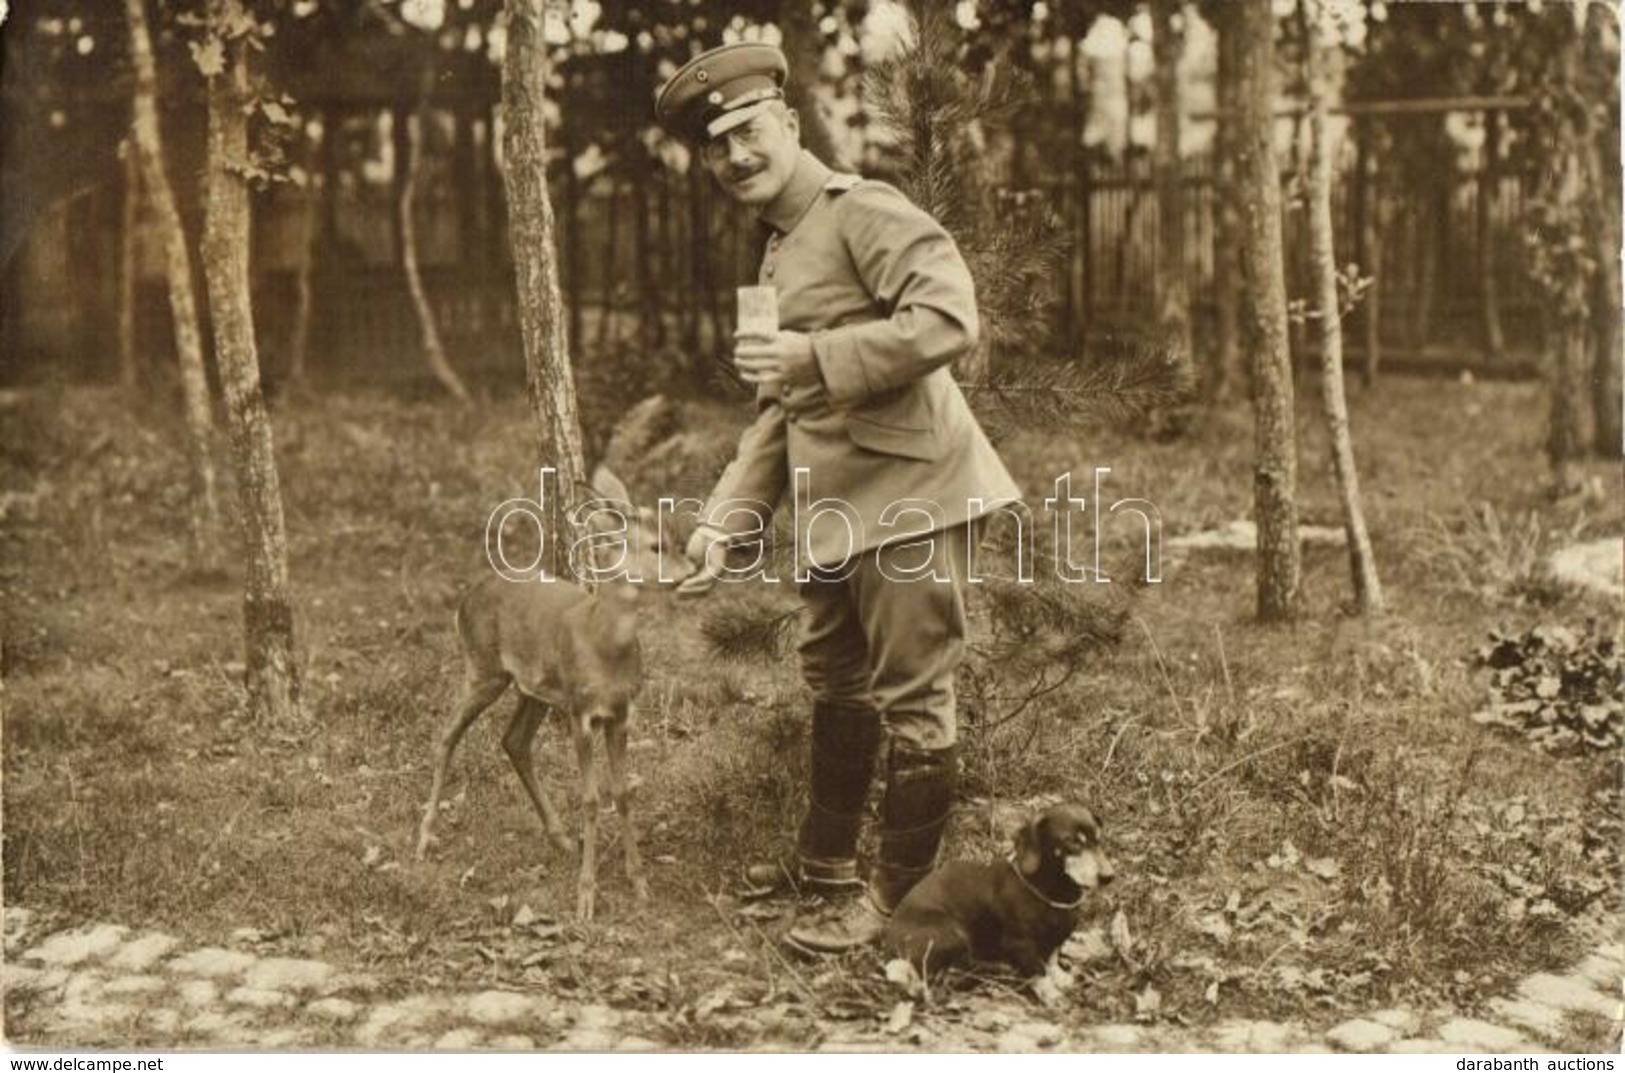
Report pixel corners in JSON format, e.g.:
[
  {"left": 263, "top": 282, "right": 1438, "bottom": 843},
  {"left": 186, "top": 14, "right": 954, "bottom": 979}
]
[{"left": 1, "top": 373, "right": 1620, "bottom": 1051}]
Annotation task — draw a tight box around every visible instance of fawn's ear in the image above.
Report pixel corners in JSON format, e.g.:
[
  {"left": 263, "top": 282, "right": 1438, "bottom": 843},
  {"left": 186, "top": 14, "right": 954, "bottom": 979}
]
[
  {"left": 1014, "top": 819, "right": 1043, "bottom": 876},
  {"left": 589, "top": 466, "right": 632, "bottom": 507}
]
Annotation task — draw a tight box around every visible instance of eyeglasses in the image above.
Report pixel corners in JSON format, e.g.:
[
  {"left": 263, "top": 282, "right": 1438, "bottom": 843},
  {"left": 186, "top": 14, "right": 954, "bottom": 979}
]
[{"left": 699, "top": 117, "right": 772, "bottom": 165}]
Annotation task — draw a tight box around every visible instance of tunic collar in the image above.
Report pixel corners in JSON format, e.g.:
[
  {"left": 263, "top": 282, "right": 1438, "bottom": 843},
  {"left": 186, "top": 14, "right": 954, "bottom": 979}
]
[{"left": 759, "top": 150, "right": 833, "bottom": 236}]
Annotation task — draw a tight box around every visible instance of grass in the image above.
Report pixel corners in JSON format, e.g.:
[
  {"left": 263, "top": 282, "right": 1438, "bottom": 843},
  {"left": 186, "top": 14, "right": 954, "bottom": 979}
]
[{"left": 2, "top": 374, "right": 1620, "bottom": 1046}]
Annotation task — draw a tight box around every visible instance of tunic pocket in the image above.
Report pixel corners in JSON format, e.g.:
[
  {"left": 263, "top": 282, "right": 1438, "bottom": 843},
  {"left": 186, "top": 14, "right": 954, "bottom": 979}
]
[{"left": 845, "top": 384, "right": 942, "bottom": 462}]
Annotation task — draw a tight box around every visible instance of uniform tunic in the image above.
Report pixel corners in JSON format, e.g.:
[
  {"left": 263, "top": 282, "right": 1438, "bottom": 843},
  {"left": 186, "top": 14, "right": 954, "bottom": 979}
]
[{"left": 701, "top": 150, "right": 1023, "bottom": 746}]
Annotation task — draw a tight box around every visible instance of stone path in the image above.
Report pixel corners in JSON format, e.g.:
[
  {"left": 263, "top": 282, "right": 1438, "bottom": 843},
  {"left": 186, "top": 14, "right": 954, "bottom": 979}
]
[{"left": 4, "top": 907, "right": 1621, "bottom": 1052}]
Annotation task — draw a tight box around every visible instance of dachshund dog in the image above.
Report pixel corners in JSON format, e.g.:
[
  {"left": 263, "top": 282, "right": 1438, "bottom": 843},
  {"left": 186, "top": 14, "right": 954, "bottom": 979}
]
[{"left": 884, "top": 803, "right": 1113, "bottom": 992}]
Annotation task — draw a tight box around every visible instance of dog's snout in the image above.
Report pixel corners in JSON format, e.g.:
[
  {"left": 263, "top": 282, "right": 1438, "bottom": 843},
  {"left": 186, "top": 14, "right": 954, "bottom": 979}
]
[{"left": 1096, "top": 853, "right": 1116, "bottom": 885}]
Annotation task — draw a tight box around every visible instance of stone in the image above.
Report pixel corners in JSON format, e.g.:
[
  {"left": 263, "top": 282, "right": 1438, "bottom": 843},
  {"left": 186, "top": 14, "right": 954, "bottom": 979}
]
[
  {"left": 1489, "top": 997, "right": 1567, "bottom": 1041},
  {"left": 1367, "top": 1008, "right": 1422, "bottom": 1035},
  {"left": 167, "top": 947, "right": 257, "bottom": 979},
  {"left": 5, "top": 964, "right": 45, "bottom": 992},
  {"left": 184, "top": 1009, "right": 256, "bottom": 1041},
  {"left": 322, "top": 972, "right": 382, "bottom": 996},
  {"left": 435, "top": 1028, "right": 483, "bottom": 1049},
  {"left": 1211, "top": 1020, "right": 1298, "bottom": 1052},
  {"left": 225, "top": 986, "right": 295, "bottom": 1010},
  {"left": 25, "top": 924, "right": 128, "bottom": 967},
  {"left": 176, "top": 979, "right": 220, "bottom": 1007},
  {"left": 465, "top": 990, "right": 544, "bottom": 1026},
  {"left": 1326, "top": 1018, "right": 1396, "bottom": 1053},
  {"left": 1519, "top": 973, "right": 1621, "bottom": 1018},
  {"left": 9, "top": 966, "right": 69, "bottom": 996},
  {"left": 1573, "top": 954, "right": 1624, "bottom": 992},
  {"left": 1437, "top": 1018, "right": 1527, "bottom": 1050},
  {"left": 56, "top": 998, "right": 138, "bottom": 1036},
  {"left": 108, "top": 933, "right": 180, "bottom": 973},
  {"left": 997, "top": 1021, "right": 1065, "bottom": 1052},
  {"left": 4, "top": 907, "right": 37, "bottom": 953},
  {"left": 61, "top": 971, "right": 104, "bottom": 1004},
  {"left": 354, "top": 995, "right": 454, "bottom": 1047},
  {"left": 1388, "top": 1039, "right": 1464, "bottom": 1054},
  {"left": 253, "top": 1027, "right": 312, "bottom": 1048},
  {"left": 487, "top": 1035, "right": 536, "bottom": 1050},
  {"left": 244, "top": 957, "right": 335, "bottom": 993},
  {"left": 1091, "top": 1024, "right": 1144, "bottom": 1048},
  {"left": 616, "top": 1036, "right": 664, "bottom": 1051},
  {"left": 306, "top": 998, "right": 361, "bottom": 1022},
  {"left": 101, "top": 974, "right": 168, "bottom": 997},
  {"left": 139, "top": 1008, "right": 181, "bottom": 1036}
]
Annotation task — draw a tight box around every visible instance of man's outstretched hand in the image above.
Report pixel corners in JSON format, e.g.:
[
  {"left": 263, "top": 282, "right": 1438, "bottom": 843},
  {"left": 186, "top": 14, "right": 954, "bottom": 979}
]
[{"left": 676, "top": 526, "right": 729, "bottom": 599}]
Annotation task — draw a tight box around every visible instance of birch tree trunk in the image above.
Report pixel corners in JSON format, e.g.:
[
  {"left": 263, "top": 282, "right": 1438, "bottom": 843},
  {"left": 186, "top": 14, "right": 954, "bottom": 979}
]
[
  {"left": 1151, "top": 0, "right": 1193, "bottom": 397},
  {"left": 124, "top": 0, "right": 221, "bottom": 564},
  {"left": 1210, "top": 0, "right": 1243, "bottom": 401},
  {"left": 201, "top": 21, "right": 301, "bottom": 723},
  {"left": 501, "top": 0, "right": 587, "bottom": 576},
  {"left": 401, "top": 61, "right": 471, "bottom": 404},
  {"left": 1477, "top": 112, "right": 1505, "bottom": 363},
  {"left": 1360, "top": 140, "right": 1382, "bottom": 386},
  {"left": 1235, "top": 0, "right": 1299, "bottom": 621},
  {"left": 286, "top": 128, "right": 320, "bottom": 389},
  {"left": 1304, "top": 0, "right": 1382, "bottom": 615},
  {"left": 119, "top": 143, "right": 140, "bottom": 394}
]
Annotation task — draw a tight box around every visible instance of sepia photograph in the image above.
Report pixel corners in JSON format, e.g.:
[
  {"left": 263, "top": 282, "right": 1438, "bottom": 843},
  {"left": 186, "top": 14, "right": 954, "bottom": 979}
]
[{"left": 1, "top": 0, "right": 1621, "bottom": 1058}]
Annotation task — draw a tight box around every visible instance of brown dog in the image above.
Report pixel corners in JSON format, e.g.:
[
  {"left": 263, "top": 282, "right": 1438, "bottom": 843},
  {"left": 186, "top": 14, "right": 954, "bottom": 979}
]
[{"left": 884, "top": 803, "right": 1113, "bottom": 980}]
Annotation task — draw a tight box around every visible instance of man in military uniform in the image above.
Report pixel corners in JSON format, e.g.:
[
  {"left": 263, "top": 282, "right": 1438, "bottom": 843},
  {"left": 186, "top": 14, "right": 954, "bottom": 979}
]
[{"left": 656, "top": 42, "right": 1022, "bottom": 952}]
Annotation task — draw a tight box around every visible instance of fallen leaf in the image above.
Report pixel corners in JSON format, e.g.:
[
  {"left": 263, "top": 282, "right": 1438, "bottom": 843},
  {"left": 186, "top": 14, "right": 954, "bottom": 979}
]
[
  {"left": 885, "top": 1000, "right": 915, "bottom": 1034},
  {"left": 1133, "top": 985, "right": 1162, "bottom": 1020},
  {"left": 1109, "top": 910, "right": 1134, "bottom": 960},
  {"left": 884, "top": 958, "right": 924, "bottom": 999},
  {"left": 513, "top": 904, "right": 537, "bottom": 928},
  {"left": 1304, "top": 857, "right": 1340, "bottom": 881},
  {"left": 1205, "top": 980, "right": 1220, "bottom": 1004},
  {"left": 361, "top": 845, "right": 383, "bottom": 868}
]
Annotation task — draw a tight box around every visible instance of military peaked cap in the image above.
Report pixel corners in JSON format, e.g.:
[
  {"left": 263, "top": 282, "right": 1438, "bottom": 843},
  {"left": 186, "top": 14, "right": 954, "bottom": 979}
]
[{"left": 654, "top": 42, "right": 790, "bottom": 142}]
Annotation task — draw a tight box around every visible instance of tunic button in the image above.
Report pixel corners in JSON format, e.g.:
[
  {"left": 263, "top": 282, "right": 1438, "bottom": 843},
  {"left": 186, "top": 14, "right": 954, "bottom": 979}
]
[{"left": 765, "top": 264, "right": 776, "bottom": 278}]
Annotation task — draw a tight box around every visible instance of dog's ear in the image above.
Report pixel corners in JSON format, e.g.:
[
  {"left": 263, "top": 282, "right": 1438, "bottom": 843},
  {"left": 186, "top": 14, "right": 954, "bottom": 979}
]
[{"left": 1014, "top": 819, "right": 1043, "bottom": 876}]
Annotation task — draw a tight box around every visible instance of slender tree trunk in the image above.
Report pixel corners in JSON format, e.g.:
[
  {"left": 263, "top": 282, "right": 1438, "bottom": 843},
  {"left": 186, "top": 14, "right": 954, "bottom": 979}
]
[
  {"left": 1359, "top": 125, "right": 1382, "bottom": 386},
  {"left": 501, "top": 0, "right": 588, "bottom": 575},
  {"left": 124, "top": 0, "right": 221, "bottom": 564},
  {"left": 780, "top": 0, "right": 840, "bottom": 168},
  {"left": 1211, "top": 0, "right": 1242, "bottom": 401},
  {"left": 286, "top": 128, "right": 319, "bottom": 388},
  {"left": 1151, "top": 0, "right": 1193, "bottom": 397},
  {"left": 201, "top": 20, "right": 301, "bottom": 723},
  {"left": 401, "top": 60, "right": 471, "bottom": 403},
  {"left": 632, "top": 142, "right": 657, "bottom": 351},
  {"left": 119, "top": 142, "right": 141, "bottom": 394},
  {"left": 1478, "top": 112, "right": 1505, "bottom": 363},
  {"left": 597, "top": 178, "right": 619, "bottom": 351},
  {"left": 1236, "top": 0, "right": 1299, "bottom": 621},
  {"left": 1304, "top": 1, "right": 1382, "bottom": 614},
  {"left": 1591, "top": 126, "right": 1622, "bottom": 457}
]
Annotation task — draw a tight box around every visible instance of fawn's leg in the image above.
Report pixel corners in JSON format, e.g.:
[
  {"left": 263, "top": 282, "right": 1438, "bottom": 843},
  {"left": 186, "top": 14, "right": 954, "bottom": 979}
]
[
  {"left": 418, "top": 674, "right": 509, "bottom": 858},
  {"left": 502, "top": 695, "right": 573, "bottom": 855},
  {"left": 572, "top": 715, "right": 601, "bottom": 921},
  {"left": 603, "top": 707, "right": 649, "bottom": 903}
]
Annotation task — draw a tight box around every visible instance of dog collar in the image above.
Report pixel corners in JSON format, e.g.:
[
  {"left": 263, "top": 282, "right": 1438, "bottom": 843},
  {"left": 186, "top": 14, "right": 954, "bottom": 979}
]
[{"left": 1007, "top": 856, "right": 1086, "bottom": 910}]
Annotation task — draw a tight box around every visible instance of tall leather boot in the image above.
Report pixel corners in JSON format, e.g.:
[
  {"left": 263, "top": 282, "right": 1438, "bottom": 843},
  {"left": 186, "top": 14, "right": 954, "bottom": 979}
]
[
  {"left": 787, "top": 742, "right": 957, "bottom": 953},
  {"left": 744, "top": 700, "right": 881, "bottom": 895}
]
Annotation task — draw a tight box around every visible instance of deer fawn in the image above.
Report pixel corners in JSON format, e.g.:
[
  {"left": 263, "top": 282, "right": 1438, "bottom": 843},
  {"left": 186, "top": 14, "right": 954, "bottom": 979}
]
[{"left": 415, "top": 468, "right": 693, "bottom": 920}]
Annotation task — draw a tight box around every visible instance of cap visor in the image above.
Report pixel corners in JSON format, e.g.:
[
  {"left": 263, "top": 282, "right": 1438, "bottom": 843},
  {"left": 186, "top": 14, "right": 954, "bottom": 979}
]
[{"left": 706, "top": 99, "right": 778, "bottom": 139}]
